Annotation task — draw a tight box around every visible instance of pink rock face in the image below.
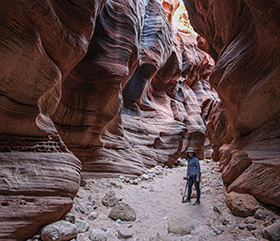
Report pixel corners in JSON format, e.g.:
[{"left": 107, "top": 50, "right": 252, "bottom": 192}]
[
  {"left": 184, "top": 0, "right": 280, "bottom": 206},
  {"left": 0, "top": 0, "right": 105, "bottom": 240},
  {"left": 1, "top": 0, "right": 217, "bottom": 238}
]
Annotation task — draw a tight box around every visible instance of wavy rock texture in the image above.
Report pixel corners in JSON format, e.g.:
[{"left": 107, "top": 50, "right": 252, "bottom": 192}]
[
  {"left": 39, "top": 0, "right": 218, "bottom": 178},
  {"left": 184, "top": 0, "right": 280, "bottom": 206},
  {"left": 0, "top": 0, "right": 105, "bottom": 240},
  {"left": 1, "top": 0, "right": 217, "bottom": 239}
]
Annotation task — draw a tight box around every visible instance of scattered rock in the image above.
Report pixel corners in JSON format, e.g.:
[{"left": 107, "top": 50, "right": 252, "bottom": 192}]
[
  {"left": 75, "top": 219, "right": 89, "bottom": 233},
  {"left": 88, "top": 195, "right": 97, "bottom": 205},
  {"left": 119, "top": 175, "right": 125, "bottom": 181},
  {"left": 213, "top": 225, "right": 224, "bottom": 235},
  {"left": 226, "top": 192, "right": 260, "bottom": 217},
  {"left": 75, "top": 201, "right": 96, "bottom": 215},
  {"left": 244, "top": 217, "right": 256, "bottom": 224},
  {"left": 41, "top": 220, "right": 78, "bottom": 241},
  {"left": 89, "top": 229, "right": 107, "bottom": 241},
  {"left": 213, "top": 204, "right": 222, "bottom": 214},
  {"left": 246, "top": 224, "right": 257, "bottom": 231},
  {"left": 88, "top": 211, "right": 98, "bottom": 220},
  {"left": 102, "top": 190, "right": 119, "bottom": 207},
  {"left": 239, "top": 223, "right": 247, "bottom": 229},
  {"left": 117, "top": 227, "right": 134, "bottom": 239},
  {"left": 132, "top": 179, "right": 139, "bottom": 185},
  {"left": 221, "top": 211, "right": 237, "bottom": 226},
  {"left": 108, "top": 203, "right": 136, "bottom": 221},
  {"left": 167, "top": 217, "right": 195, "bottom": 235},
  {"left": 176, "top": 158, "right": 187, "bottom": 166},
  {"left": 238, "top": 237, "right": 258, "bottom": 241},
  {"left": 254, "top": 209, "right": 274, "bottom": 221},
  {"left": 263, "top": 222, "right": 280, "bottom": 241},
  {"left": 110, "top": 181, "right": 122, "bottom": 189},
  {"left": 251, "top": 230, "right": 263, "bottom": 240},
  {"left": 80, "top": 177, "right": 88, "bottom": 187},
  {"left": 63, "top": 213, "right": 76, "bottom": 224},
  {"left": 263, "top": 220, "right": 273, "bottom": 227},
  {"left": 142, "top": 174, "right": 150, "bottom": 180},
  {"left": 77, "top": 233, "right": 90, "bottom": 241}
]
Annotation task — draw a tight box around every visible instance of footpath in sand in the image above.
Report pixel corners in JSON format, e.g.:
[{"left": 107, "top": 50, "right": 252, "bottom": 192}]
[{"left": 64, "top": 159, "right": 278, "bottom": 241}]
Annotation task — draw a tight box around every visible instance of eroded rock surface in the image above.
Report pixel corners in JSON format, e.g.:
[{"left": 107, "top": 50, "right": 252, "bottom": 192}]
[
  {"left": 184, "top": 0, "right": 280, "bottom": 206},
  {"left": 0, "top": 0, "right": 105, "bottom": 240}
]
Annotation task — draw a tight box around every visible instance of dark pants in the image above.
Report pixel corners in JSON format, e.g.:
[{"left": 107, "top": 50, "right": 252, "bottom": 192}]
[{"left": 187, "top": 176, "right": 200, "bottom": 201}]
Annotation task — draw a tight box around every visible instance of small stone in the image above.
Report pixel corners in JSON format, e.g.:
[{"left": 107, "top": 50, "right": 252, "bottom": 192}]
[
  {"left": 263, "top": 222, "right": 280, "bottom": 241},
  {"left": 117, "top": 227, "right": 134, "bottom": 239},
  {"left": 132, "top": 179, "right": 139, "bottom": 185},
  {"left": 75, "top": 202, "right": 96, "bottom": 216},
  {"left": 221, "top": 211, "right": 236, "bottom": 226},
  {"left": 238, "top": 223, "right": 247, "bottom": 229},
  {"left": 254, "top": 209, "right": 274, "bottom": 221},
  {"left": 41, "top": 220, "right": 78, "bottom": 241},
  {"left": 213, "top": 225, "right": 224, "bottom": 235},
  {"left": 124, "top": 177, "right": 130, "bottom": 183},
  {"left": 142, "top": 174, "right": 149, "bottom": 180},
  {"left": 263, "top": 220, "right": 273, "bottom": 227},
  {"left": 88, "top": 212, "right": 98, "bottom": 220},
  {"left": 167, "top": 217, "right": 195, "bottom": 235},
  {"left": 213, "top": 205, "right": 222, "bottom": 214},
  {"left": 75, "top": 219, "right": 89, "bottom": 233},
  {"left": 119, "top": 175, "right": 125, "bottom": 180},
  {"left": 80, "top": 177, "right": 88, "bottom": 187},
  {"left": 63, "top": 213, "right": 76, "bottom": 224},
  {"left": 108, "top": 203, "right": 136, "bottom": 221},
  {"left": 89, "top": 229, "right": 107, "bottom": 241},
  {"left": 102, "top": 190, "right": 118, "bottom": 207},
  {"left": 88, "top": 195, "right": 97, "bottom": 205},
  {"left": 244, "top": 217, "right": 256, "bottom": 224},
  {"left": 246, "top": 224, "right": 257, "bottom": 231},
  {"left": 251, "top": 230, "right": 264, "bottom": 240}
]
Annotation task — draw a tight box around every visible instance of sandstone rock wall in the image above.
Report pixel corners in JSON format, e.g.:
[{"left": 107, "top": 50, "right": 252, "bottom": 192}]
[
  {"left": 0, "top": 0, "right": 217, "bottom": 239},
  {"left": 184, "top": 0, "right": 280, "bottom": 206},
  {"left": 0, "top": 0, "right": 106, "bottom": 240}
]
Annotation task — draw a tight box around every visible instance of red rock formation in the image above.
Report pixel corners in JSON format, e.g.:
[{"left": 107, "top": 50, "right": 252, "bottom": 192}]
[
  {"left": 0, "top": 0, "right": 217, "bottom": 238},
  {"left": 184, "top": 0, "right": 280, "bottom": 206},
  {"left": 0, "top": 0, "right": 105, "bottom": 240}
]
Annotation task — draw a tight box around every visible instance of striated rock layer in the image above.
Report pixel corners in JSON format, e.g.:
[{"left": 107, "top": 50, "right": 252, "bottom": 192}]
[
  {"left": 40, "top": 0, "right": 218, "bottom": 178},
  {"left": 184, "top": 0, "right": 280, "bottom": 206},
  {"left": 1, "top": 0, "right": 217, "bottom": 239},
  {"left": 0, "top": 0, "right": 106, "bottom": 240}
]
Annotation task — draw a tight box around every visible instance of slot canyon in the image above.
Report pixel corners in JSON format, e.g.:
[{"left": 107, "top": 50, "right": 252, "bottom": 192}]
[{"left": 0, "top": 0, "right": 279, "bottom": 240}]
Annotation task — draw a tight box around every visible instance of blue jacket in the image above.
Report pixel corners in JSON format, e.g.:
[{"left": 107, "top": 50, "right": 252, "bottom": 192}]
[{"left": 187, "top": 156, "right": 201, "bottom": 180}]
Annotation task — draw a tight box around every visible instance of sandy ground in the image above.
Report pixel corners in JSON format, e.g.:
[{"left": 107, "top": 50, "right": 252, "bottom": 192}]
[{"left": 70, "top": 159, "right": 266, "bottom": 241}]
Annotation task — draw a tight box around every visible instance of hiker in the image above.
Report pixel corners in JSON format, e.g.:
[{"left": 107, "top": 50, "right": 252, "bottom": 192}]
[{"left": 183, "top": 147, "right": 201, "bottom": 205}]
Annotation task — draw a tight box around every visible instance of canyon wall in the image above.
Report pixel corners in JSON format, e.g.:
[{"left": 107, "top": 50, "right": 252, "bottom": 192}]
[
  {"left": 0, "top": 0, "right": 217, "bottom": 239},
  {"left": 184, "top": 0, "right": 280, "bottom": 206},
  {"left": 40, "top": 0, "right": 218, "bottom": 178},
  {"left": 0, "top": 0, "right": 106, "bottom": 239}
]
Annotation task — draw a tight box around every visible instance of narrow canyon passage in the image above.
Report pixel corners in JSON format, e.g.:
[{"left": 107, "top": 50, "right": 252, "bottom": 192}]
[
  {"left": 0, "top": 0, "right": 280, "bottom": 240},
  {"left": 38, "top": 159, "right": 279, "bottom": 241}
]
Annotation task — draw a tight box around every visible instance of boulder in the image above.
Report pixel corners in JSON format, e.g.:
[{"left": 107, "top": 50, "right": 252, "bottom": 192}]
[
  {"left": 226, "top": 192, "right": 260, "bottom": 217},
  {"left": 117, "top": 227, "right": 134, "bottom": 239},
  {"left": 167, "top": 217, "right": 195, "bottom": 235},
  {"left": 108, "top": 203, "right": 136, "bottom": 221},
  {"left": 89, "top": 229, "right": 107, "bottom": 241},
  {"left": 41, "top": 220, "right": 77, "bottom": 241},
  {"left": 263, "top": 222, "right": 280, "bottom": 241},
  {"left": 74, "top": 219, "right": 89, "bottom": 233},
  {"left": 102, "top": 191, "right": 118, "bottom": 207}
]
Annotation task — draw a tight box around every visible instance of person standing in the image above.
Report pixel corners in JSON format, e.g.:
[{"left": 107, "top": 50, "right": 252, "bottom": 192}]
[{"left": 183, "top": 147, "right": 201, "bottom": 205}]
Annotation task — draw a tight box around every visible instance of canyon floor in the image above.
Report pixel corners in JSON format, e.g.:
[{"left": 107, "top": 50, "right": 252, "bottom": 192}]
[{"left": 63, "top": 159, "right": 277, "bottom": 241}]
